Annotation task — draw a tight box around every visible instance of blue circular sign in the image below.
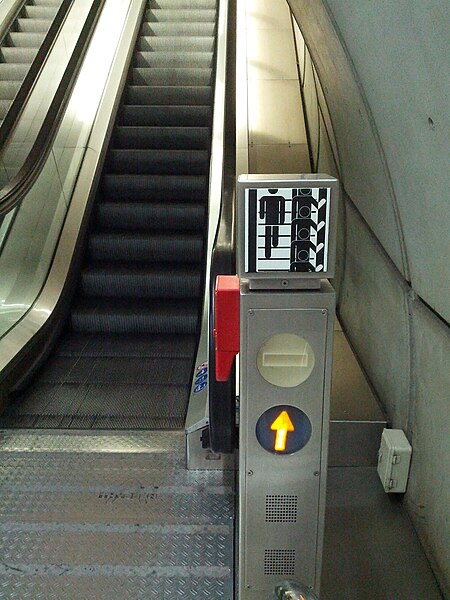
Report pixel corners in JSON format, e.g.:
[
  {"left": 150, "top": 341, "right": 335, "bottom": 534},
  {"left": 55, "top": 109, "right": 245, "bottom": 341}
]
[{"left": 256, "top": 405, "right": 312, "bottom": 455}]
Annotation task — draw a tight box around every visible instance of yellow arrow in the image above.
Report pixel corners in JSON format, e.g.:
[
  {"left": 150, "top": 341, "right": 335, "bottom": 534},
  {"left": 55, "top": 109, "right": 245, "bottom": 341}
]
[{"left": 270, "top": 410, "right": 295, "bottom": 451}]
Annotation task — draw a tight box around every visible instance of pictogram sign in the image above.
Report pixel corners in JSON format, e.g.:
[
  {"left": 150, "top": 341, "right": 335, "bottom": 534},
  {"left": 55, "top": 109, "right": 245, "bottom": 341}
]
[{"left": 244, "top": 187, "right": 330, "bottom": 273}]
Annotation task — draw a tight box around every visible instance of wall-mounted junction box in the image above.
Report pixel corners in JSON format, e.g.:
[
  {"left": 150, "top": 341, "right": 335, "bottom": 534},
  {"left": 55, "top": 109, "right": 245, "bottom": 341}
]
[{"left": 377, "top": 429, "right": 412, "bottom": 493}]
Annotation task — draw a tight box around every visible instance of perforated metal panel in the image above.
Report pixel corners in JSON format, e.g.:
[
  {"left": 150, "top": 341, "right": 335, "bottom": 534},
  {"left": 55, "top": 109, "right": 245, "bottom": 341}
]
[
  {"left": 265, "top": 495, "right": 298, "bottom": 523},
  {"left": 264, "top": 549, "right": 296, "bottom": 576}
]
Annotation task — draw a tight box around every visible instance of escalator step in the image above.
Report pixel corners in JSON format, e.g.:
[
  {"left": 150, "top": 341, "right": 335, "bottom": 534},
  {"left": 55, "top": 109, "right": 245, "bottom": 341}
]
[
  {"left": 147, "top": 0, "right": 217, "bottom": 8},
  {"left": 7, "top": 31, "right": 46, "bottom": 47},
  {"left": 113, "top": 126, "right": 210, "bottom": 149},
  {"left": 16, "top": 18, "right": 52, "bottom": 33},
  {"left": 145, "top": 9, "right": 216, "bottom": 23},
  {"left": 0, "top": 81, "right": 21, "bottom": 100},
  {"left": 36, "top": 355, "right": 193, "bottom": 386},
  {"left": 103, "top": 174, "right": 207, "bottom": 201},
  {"left": 140, "top": 21, "right": 215, "bottom": 37},
  {"left": 71, "top": 298, "right": 199, "bottom": 334},
  {"left": 80, "top": 264, "right": 202, "bottom": 299},
  {"left": 0, "top": 63, "right": 29, "bottom": 80},
  {"left": 96, "top": 201, "right": 205, "bottom": 231},
  {"left": 135, "top": 50, "right": 213, "bottom": 69},
  {"left": 89, "top": 231, "right": 204, "bottom": 263},
  {"left": 125, "top": 85, "right": 212, "bottom": 106},
  {"left": 107, "top": 149, "right": 209, "bottom": 175},
  {"left": 0, "top": 101, "right": 10, "bottom": 120},
  {"left": 120, "top": 105, "right": 212, "bottom": 127},
  {"left": 57, "top": 332, "right": 197, "bottom": 359},
  {"left": 132, "top": 67, "right": 212, "bottom": 86},
  {"left": 33, "top": 0, "right": 63, "bottom": 5},
  {"left": 0, "top": 47, "right": 38, "bottom": 63},
  {"left": 22, "top": 5, "right": 58, "bottom": 18},
  {"left": 138, "top": 35, "right": 214, "bottom": 52}
]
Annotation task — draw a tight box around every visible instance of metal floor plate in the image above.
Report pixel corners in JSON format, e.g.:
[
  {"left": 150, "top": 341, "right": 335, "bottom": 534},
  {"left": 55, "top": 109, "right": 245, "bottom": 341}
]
[
  {"left": 321, "top": 467, "right": 444, "bottom": 600},
  {"left": 0, "top": 430, "right": 235, "bottom": 599}
]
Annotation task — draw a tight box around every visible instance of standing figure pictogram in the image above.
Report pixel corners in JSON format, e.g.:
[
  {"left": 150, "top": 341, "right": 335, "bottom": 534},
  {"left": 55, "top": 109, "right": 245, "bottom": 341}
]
[{"left": 259, "top": 189, "right": 286, "bottom": 259}]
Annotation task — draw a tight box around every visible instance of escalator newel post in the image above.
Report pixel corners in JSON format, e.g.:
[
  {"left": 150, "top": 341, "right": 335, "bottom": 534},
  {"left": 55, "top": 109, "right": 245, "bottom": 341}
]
[{"left": 236, "top": 174, "right": 339, "bottom": 599}]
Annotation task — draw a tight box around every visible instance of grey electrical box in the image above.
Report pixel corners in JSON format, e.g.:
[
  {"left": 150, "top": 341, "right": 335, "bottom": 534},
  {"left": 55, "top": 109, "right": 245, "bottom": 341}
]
[{"left": 377, "top": 429, "right": 412, "bottom": 493}]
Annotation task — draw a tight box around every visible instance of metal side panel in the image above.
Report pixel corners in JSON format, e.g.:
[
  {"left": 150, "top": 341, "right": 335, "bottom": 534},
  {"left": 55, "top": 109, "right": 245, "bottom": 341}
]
[
  {"left": 0, "top": 429, "right": 235, "bottom": 598},
  {"left": 184, "top": 0, "right": 232, "bottom": 462}
]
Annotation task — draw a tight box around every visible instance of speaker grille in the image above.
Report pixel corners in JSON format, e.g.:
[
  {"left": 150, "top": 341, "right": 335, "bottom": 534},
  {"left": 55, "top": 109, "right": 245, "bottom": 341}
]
[
  {"left": 264, "top": 549, "right": 296, "bottom": 576},
  {"left": 266, "top": 494, "right": 298, "bottom": 522}
]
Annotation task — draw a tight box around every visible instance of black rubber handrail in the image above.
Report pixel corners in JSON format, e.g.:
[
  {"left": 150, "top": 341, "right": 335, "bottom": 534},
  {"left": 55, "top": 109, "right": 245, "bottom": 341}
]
[
  {"left": 0, "top": 0, "right": 105, "bottom": 218},
  {"left": 0, "top": 0, "right": 76, "bottom": 147},
  {"left": 208, "top": 0, "right": 237, "bottom": 454}
]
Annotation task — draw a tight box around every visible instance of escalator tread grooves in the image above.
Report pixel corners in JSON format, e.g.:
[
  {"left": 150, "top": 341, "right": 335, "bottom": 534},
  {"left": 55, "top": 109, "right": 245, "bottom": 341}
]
[{"left": 2, "top": 1, "right": 218, "bottom": 431}]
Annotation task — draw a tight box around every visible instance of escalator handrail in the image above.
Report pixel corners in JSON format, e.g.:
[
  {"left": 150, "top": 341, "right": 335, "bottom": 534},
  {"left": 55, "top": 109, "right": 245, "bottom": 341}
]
[
  {"left": 0, "top": 0, "right": 106, "bottom": 218},
  {"left": 207, "top": 0, "right": 237, "bottom": 454},
  {"left": 0, "top": 0, "right": 27, "bottom": 46},
  {"left": 0, "top": 0, "right": 77, "bottom": 147}
]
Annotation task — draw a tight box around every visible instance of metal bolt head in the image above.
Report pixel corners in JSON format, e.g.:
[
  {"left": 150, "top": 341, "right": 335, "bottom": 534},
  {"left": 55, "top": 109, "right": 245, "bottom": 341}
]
[
  {"left": 247, "top": 470, "right": 253, "bottom": 476},
  {"left": 281, "top": 280, "right": 289, "bottom": 288}
]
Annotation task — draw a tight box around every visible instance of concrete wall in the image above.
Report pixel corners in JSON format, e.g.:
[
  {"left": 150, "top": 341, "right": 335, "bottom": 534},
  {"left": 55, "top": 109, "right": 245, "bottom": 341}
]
[
  {"left": 288, "top": 0, "right": 450, "bottom": 594},
  {"left": 238, "top": 0, "right": 310, "bottom": 174}
]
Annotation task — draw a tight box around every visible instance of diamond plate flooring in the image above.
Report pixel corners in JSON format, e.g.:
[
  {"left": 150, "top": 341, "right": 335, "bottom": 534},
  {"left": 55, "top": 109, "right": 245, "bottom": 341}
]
[{"left": 0, "top": 430, "right": 235, "bottom": 599}]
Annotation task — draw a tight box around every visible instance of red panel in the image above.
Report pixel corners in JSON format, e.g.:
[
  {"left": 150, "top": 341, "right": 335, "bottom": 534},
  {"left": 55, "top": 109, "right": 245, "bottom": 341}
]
[{"left": 214, "top": 275, "right": 240, "bottom": 382}]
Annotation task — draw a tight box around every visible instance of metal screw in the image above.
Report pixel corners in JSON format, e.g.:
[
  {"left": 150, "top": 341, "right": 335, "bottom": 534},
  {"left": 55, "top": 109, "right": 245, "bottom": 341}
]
[
  {"left": 322, "top": 309, "right": 327, "bottom": 314},
  {"left": 314, "top": 471, "right": 320, "bottom": 476},
  {"left": 281, "top": 279, "right": 289, "bottom": 287},
  {"left": 246, "top": 584, "right": 252, "bottom": 589},
  {"left": 249, "top": 309, "right": 254, "bottom": 315},
  {"left": 247, "top": 470, "right": 253, "bottom": 476}
]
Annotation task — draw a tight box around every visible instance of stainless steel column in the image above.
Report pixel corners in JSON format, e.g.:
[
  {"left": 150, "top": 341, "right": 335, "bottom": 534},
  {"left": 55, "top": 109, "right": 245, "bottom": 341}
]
[{"left": 237, "top": 174, "right": 339, "bottom": 599}]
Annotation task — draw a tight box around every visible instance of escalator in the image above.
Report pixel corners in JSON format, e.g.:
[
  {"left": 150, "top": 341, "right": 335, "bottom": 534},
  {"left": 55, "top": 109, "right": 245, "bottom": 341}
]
[
  {"left": 1, "top": 0, "right": 217, "bottom": 430},
  {"left": 0, "top": 0, "right": 64, "bottom": 127}
]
